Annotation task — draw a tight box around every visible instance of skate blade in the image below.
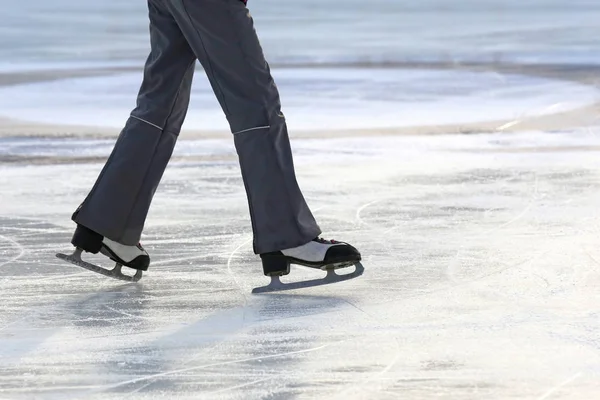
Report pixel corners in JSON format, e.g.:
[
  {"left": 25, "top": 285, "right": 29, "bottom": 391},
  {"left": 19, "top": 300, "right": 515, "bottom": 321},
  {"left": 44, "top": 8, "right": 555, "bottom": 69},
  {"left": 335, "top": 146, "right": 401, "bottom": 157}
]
[
  {"left": 56, "top": 249, "right": 143, "bottom": 283},
  {"left": 252, "top": 262, "right": 364, "bottom": 294}
]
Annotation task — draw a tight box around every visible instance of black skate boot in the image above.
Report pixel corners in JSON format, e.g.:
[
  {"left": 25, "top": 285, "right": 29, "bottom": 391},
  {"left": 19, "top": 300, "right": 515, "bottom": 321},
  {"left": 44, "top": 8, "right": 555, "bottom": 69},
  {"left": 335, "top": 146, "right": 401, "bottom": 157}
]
[
  {"left": 253, "top": 238, "right": 364, "bottom": 293},
  {"left": 260, "top": 237, "right": 361, "bottom": 276},
  {"left": 56, "top": 225, "right": 149, "bottom": 282},
  {"left": 71, "top": 225, "right": 150, "bottom": 271}
]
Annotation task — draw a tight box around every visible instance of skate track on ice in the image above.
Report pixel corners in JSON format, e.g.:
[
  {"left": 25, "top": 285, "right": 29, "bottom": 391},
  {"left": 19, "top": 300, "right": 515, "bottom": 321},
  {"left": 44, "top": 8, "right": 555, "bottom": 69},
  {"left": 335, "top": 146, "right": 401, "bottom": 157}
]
[{"left": 2, "top": 130, "right": 600, "bottom": 399}]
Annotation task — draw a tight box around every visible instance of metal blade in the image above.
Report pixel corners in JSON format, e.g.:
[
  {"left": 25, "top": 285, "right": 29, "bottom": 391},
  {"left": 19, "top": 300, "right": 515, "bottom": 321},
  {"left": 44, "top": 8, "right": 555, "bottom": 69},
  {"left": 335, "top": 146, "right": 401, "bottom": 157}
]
[
  {"left": 56, "top": 249, "right": 143, "bottom": 282},
  {"left": 252, "top": 262, "right": 364, "bottom": 294}
]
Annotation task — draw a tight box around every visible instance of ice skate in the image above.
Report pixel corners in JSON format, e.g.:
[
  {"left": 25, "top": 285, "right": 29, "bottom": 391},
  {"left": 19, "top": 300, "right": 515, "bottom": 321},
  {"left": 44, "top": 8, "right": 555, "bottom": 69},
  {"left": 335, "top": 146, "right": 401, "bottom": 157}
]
[
  {"left": 252, "top": 238, "right": 364, "bottom": 293},
  {"left": 56, "top": 225, "right": 149, "bottom": 282}
]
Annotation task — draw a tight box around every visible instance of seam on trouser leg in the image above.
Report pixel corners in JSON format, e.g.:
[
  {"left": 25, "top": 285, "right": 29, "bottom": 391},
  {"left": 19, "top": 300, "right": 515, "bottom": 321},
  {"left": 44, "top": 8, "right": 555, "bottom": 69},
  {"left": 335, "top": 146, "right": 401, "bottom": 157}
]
[
  {"left": 226, "top": 5, "right": 268, "bottom": 113},
  {"left": 232, "top": 125, "right": 270, "bottom": 135},
  {"left": 162, "top": 59, "right": 196, "bottom": 132},
  {"left": 130, "top": 115, "right": 164, "bottom": 131},
  {"left": 73, "top": 127, "right": 128, "bottom": 226},
  {"left": 180, "top": 0, "right": 231, "bottom": 116},
  {"left": 117, "top": 60, "right": 195, "bottom": 243},
  {"left": 225, "top": 6, "right": 306, "bottom": 249},
  {"left": 226, "top": 7, "right": 270, "bottom": 252}
]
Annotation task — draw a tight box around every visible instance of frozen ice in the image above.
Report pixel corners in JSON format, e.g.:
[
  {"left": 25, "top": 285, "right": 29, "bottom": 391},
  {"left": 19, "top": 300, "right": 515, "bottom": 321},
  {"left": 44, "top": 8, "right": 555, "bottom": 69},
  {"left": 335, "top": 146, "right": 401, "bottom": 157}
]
[{"left": 1, "top": 129, "right": 600, "bottom": 399}]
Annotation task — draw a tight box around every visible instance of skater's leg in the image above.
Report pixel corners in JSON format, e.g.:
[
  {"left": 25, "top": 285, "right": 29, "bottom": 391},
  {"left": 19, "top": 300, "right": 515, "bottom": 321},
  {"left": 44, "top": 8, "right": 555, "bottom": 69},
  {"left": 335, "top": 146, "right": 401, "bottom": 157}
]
[
  {"left": 166, "top": 0, "right": 321, "bottom": 254},
  {"left": 72, "top": 0, "right": 197, "bottom": 246}
]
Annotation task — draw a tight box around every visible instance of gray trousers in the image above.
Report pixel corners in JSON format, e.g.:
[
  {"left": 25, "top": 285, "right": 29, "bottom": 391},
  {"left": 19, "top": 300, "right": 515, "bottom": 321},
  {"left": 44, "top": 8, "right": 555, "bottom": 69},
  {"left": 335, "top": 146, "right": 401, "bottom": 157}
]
[{"left": 72, "top": 0, "right": 321, "bottom": 254}]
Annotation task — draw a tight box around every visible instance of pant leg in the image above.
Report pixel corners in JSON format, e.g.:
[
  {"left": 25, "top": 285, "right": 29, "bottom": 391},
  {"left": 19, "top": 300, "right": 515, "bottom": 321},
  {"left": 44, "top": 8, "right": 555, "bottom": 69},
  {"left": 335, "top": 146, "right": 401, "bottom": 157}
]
[
  {"left": 72, "top": 0, "right": 197, "bottom": 245},
  {"left": 167, "top": 0, "right": 321, "bottom": 254}
]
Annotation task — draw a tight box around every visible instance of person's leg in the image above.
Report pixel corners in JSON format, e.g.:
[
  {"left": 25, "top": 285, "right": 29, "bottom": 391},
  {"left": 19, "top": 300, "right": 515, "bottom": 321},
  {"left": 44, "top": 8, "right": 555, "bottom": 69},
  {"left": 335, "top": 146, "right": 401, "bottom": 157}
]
[
  {"left": 70, "top": 0, "right": 197, "bottom": 267},
  {"left": 166, "top": 0, "right": 360, "bottom": 275},
  {"left": 166, "top": 0, "right": 321, "bottom": 255}
]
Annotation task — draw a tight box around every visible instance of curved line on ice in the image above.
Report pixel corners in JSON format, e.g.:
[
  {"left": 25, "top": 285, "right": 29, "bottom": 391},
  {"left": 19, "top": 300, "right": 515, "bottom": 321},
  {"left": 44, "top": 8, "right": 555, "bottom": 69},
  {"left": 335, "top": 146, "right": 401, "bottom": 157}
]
[
  {"left": 446, "top": 173, "right": 540, "bottom": 286},
  {"left": 94, "top": 343, "right": 331, "bottom": 393},
  {"left": 0, "top": 234, "right": 25, "bottom": 268},
  {"left": 226, "top": 236, "right": 253, "bottom": 302},
  {"left": 355, "top": 199, "right": 386, "bottom": 226}
]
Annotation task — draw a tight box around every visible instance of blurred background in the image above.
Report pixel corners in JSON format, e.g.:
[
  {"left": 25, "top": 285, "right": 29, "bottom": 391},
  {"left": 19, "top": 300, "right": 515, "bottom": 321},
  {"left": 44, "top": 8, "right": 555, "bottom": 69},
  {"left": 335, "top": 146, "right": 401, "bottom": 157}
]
[
  {"left": 2, "top": 0, "right": 600, "bottom": 66},
  {"left": 1, "top": 0, "right": 599, "bottom": 134}
]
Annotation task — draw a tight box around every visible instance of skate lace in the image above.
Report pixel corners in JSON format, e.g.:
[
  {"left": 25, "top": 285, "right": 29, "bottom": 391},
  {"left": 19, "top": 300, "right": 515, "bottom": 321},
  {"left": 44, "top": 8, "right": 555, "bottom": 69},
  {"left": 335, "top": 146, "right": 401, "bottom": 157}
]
[{"left": 315, "top": 237, "right": 338, "bottom": 244}]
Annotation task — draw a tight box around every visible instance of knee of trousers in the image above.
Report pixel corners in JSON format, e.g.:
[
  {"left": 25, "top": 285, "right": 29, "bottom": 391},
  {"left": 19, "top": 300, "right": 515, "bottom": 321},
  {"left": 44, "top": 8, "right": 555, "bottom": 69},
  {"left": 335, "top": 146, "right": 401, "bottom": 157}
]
[
  {"left": 227, "top": 103, "right": 285, "bottom": 135},
  {"left": 129, "top": 106, "right": 188, "bottom": 136},
  {"left": 130, "top": 86, "right": 193, "bottom": 135}
]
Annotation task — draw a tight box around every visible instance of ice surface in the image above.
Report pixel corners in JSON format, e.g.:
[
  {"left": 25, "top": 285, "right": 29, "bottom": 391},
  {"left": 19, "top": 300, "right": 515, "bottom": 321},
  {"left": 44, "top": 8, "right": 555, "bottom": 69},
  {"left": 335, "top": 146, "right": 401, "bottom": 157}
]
[
  {"left": 3, "top": 0, "right": 600, "bottom": 397},
  {"left": 1, "top": 130, "right": 600, "bottom": 399},
  {"left": 0, "top": 68, "right": 598, "bottom": 131}
]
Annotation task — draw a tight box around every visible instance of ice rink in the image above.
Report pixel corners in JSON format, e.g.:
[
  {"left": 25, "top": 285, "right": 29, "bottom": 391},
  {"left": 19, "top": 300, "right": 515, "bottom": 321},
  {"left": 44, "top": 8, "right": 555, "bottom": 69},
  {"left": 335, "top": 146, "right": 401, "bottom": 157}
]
[
  {"left": 2, "top": 0, "right": 600, "bottom": 397},
  {"left": 2, "top": 127, "right": 600, "bottom": 398}
]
